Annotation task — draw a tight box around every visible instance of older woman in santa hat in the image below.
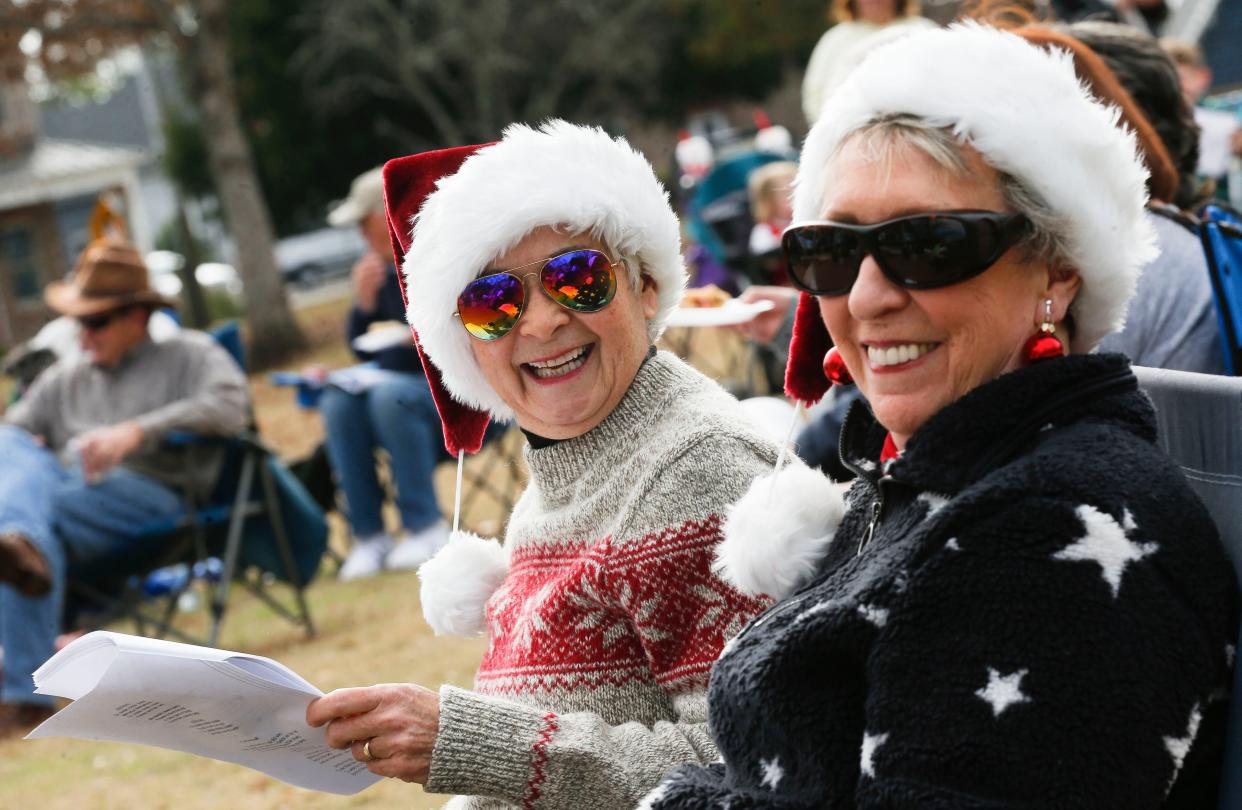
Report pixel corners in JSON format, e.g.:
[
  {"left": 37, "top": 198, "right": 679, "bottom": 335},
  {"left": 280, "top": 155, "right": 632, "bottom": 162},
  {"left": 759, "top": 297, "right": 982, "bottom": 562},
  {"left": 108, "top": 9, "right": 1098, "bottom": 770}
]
[
  {"left": 644, "top": 24, "right": 1238, "bottom": 809},
  {"left": 305, "top": 121, "right": 817, "bottom": 808}
]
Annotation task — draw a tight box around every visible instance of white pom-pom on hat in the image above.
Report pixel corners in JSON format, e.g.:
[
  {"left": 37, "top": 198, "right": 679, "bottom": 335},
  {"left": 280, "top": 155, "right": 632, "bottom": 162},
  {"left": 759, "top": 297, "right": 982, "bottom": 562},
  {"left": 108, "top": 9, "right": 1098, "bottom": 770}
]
[
  {"left": 417, "top": 530, "right": 509, "bottom": 637},
  {"left": 715, "top": 464, "right": 847, "bottom": 600}
]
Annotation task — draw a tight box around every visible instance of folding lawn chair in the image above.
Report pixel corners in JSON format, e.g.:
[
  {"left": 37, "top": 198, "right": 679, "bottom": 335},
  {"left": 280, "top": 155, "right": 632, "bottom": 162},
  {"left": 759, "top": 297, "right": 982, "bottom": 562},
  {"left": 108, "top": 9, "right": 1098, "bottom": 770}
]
[{"left": 1133, "top": 365, "right": 1242, "bottom": 808}]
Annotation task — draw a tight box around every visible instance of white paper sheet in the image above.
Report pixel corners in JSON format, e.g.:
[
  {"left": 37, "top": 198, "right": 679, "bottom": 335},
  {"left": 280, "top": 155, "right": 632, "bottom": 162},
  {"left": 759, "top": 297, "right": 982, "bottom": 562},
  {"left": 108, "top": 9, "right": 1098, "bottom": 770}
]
[
  {"left": 26, "top": 632, "right": 380, "bottom": 795},
  {"left": 324, "top": 365, "right": 399, "bottom": 394},
  {"left": 351, "top": 324, "right": 412, "bottom": 354}
]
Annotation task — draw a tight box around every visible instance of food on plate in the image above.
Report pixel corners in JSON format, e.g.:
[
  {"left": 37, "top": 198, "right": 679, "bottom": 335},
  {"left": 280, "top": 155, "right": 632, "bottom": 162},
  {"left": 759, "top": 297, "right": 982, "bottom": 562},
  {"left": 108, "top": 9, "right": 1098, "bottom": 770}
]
[{"left": 680, "top": 285, "right": 732, "bottom": 308}]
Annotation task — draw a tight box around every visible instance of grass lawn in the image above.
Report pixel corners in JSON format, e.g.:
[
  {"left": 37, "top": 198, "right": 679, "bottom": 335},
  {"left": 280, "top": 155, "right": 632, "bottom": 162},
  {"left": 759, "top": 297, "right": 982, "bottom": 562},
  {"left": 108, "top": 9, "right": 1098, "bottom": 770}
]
[{"left": 0, "top": 289, "right": 761, "bottom": 808}]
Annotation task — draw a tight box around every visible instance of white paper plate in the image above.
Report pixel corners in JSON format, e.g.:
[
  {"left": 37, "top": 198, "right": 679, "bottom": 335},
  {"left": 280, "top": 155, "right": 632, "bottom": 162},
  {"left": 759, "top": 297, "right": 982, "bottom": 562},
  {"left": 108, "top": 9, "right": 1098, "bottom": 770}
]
[
  {"left": 351, "top": 324, "right": 413, "bottom": 353},
  {"left": 665, "top": 298, "right": 775, "bottom": 328}
]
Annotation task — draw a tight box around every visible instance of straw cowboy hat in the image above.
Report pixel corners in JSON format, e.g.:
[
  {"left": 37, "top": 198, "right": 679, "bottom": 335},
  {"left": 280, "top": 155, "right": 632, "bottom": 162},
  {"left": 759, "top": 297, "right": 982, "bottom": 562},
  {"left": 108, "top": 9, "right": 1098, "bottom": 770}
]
[{"left": 44, "top": 238, "right": 177, "bottom": 317}]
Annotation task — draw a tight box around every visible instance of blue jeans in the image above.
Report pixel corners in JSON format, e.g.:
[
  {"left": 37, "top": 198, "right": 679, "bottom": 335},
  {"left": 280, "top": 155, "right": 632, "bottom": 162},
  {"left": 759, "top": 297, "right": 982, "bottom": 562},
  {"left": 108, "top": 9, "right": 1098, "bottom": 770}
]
[
  {"left": 0, "top": 425, "right": 183, "bottom": 706},
  {"left": 319, "top": 372, "right": 444, "bottom": 538}
]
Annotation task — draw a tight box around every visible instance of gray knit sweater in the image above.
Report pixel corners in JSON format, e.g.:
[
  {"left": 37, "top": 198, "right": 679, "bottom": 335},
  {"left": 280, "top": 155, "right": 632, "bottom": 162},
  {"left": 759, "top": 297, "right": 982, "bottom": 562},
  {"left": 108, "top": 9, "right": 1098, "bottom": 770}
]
[{"left": 426, "top": 351, "right": 778, "bottom": 809}]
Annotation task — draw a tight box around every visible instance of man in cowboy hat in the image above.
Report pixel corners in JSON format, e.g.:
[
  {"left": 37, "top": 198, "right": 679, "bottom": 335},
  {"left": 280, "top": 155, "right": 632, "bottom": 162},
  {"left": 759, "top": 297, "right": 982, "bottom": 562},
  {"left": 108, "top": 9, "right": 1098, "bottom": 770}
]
[{"left": 0, "top": 239, "right": 249, "bottom": 737}]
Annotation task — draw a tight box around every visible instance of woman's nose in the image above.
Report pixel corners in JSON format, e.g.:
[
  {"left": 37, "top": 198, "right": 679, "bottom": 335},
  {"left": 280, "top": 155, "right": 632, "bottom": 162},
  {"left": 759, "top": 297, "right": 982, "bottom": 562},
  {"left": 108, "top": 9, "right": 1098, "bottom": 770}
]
[
  {"left": 848, "top": 254, "right": 909, "bottom": 321},
  {"left": 517, "top": 284, "right": 571, "bottom": 341}
]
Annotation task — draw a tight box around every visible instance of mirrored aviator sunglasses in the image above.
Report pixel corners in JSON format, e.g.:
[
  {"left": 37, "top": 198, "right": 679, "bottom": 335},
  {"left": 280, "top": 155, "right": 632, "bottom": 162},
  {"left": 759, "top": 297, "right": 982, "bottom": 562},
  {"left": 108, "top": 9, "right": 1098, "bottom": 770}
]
[
  {"left": 782, "top": 211, "right": 1031, "bottom": 296},
  {"left": 456, "top": 248, "right": 620, "bottom": 340}
]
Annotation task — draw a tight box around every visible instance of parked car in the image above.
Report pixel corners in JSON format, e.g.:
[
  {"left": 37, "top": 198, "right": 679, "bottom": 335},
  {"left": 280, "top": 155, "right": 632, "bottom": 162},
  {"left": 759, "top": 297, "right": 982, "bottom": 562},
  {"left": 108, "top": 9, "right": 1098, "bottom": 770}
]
[
  {"left": 275, "top": 226, "right": 367, "bottom": 288},
  {"left": 145, "top": 250, "right": 243, "bottom": 298}
]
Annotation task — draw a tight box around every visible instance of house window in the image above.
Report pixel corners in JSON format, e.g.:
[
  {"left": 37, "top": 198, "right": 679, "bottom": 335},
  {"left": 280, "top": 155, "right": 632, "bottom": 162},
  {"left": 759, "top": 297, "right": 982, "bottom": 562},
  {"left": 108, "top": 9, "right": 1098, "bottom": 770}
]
[{"left": 0, "top": 229, "right": 40, "bottom": 303}]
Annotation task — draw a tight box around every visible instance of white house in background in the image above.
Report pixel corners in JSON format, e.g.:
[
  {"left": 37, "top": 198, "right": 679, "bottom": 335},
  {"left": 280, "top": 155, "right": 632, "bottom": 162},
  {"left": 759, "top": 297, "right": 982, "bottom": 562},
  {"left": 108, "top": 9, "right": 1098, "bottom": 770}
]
[
  {"left": 0, "top": 81, "right": 151, "bottom": 347},
  {"left": 0, "top": 51, "right": 200, "bottom": 348}
]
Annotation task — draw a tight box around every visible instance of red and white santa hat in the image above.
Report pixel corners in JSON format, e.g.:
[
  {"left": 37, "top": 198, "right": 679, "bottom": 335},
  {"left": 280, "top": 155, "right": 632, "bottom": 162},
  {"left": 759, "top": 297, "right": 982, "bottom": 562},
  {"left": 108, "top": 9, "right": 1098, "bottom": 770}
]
[
  {"left": 783, "top": 23, "right": 1157, "bottom": 406},
  {"left": 383, "top": 119, "right": 686, "bottom": 457}
]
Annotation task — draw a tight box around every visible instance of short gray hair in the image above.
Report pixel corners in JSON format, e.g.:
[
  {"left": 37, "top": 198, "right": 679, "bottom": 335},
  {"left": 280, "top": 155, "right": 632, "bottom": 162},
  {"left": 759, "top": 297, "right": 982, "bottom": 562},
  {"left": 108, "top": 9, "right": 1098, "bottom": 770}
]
[{"left": 823, "top": 114, "right": 1076, "bottom": 274}]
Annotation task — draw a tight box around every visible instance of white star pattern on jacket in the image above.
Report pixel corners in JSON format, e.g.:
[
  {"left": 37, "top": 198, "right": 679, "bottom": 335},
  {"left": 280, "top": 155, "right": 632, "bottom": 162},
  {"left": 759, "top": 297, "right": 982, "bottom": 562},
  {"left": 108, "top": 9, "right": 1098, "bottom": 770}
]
[
  {"left": 917, "top": 492, "right": 949, "bottom": 518},
  {"left": 976, "top": 667, "right": 1031, "bottom": 717},
  {"left": 635, "top": 783, "right": 668, "bottom": 810},
  {"left": 860, "top": 732, "right": 889, "bottom": 778},
  {"left": 857, "top": 603, "right": 889, "bottom": 628},
  {"left": 1163, "top": 703, "right": 1202, "bottom": 790},
  {"left": 1053, "top": 505, "right": 1157, "bottom": 598},
  {"left": 759, "top": 756, "right": 783, "bottom": 790},
  {"left": 795, "top": 597, "right": 843, "bottom": 625}
]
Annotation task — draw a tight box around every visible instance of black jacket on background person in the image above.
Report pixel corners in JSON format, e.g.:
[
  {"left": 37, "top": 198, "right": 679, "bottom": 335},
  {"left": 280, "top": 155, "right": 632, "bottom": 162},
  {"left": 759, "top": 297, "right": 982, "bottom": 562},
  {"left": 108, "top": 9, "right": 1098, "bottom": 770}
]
[
  {"left": 647, "top": 353, "right": 1238, "bottom": 809},
  {"left": 346, "top": 263, "right": 423, "bottom": 374}
]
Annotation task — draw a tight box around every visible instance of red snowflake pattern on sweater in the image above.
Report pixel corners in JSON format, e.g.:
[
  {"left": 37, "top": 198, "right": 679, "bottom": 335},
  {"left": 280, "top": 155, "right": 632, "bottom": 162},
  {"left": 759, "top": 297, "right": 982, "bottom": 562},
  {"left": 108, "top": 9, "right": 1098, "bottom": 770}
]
[{"left": 477, "top": 515, "right": 770, "bottom": 696}]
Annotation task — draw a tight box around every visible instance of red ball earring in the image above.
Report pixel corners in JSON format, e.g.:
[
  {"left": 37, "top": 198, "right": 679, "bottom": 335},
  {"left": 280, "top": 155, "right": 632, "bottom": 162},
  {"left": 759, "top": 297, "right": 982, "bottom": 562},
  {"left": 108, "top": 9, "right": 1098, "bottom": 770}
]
[
  {"left": 1022, "top": 298, "right": 1064, "bottom": 363},
  {"left": 823, "top": 346, "right": 854, "bottom": 386}
]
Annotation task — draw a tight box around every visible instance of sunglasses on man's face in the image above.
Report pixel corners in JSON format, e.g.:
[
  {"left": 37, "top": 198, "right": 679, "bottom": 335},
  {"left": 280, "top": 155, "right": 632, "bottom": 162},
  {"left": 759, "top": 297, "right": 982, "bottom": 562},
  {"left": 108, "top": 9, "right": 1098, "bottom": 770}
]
[
  {"left": 782, "top": 211, "right": 1031, "bottom": 297},
  {"left": 77, "top": 307, "right": 132, "bottom": 332},
  {"left": 455, "top": 248, "right": 620, "bottom": 340}
]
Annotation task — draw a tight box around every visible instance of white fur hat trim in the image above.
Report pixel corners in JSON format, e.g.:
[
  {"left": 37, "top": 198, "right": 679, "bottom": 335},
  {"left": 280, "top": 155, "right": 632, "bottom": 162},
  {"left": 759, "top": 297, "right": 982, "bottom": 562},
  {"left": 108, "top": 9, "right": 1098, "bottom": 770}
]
[
  {"left": 715, "top": 464, "right": 847, "bottom": 600},
  {"left": 417, "top": 530, "right": 509, "bottom": 637},
  {"left": 794, "top": 23, "right": 1157, "bottom": 353},
  {"left": 404, "top": 120, "right": 686, "bottom": 421}
]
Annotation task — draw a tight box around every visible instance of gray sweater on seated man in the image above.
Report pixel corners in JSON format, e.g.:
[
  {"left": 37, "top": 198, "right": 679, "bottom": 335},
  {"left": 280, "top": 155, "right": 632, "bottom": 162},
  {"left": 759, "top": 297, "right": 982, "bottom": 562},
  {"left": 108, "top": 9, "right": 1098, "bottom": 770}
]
[{"left": 4, "top": 331, "right": 250, "bottom": 498}]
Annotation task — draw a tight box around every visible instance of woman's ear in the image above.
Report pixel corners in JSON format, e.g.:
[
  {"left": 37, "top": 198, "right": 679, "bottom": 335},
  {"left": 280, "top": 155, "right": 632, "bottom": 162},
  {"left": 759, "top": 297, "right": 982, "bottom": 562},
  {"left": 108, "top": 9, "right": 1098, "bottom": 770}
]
[
  {"left": 1042, "top": 264, "right": 1082, "bottom": 327},
  {"left": 640, "top": 274, "right": 660, "bottom": 320}
]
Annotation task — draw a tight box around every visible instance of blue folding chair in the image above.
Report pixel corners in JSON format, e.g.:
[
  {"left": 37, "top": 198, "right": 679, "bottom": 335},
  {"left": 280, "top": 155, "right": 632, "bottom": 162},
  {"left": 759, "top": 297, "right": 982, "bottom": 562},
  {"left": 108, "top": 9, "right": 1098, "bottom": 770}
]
[
  {"left": 69, "top": 322, "right": 328, "bottom": 646},
  {"left": 1134, "top": 365, "right": 1242, "bottom": 808}
]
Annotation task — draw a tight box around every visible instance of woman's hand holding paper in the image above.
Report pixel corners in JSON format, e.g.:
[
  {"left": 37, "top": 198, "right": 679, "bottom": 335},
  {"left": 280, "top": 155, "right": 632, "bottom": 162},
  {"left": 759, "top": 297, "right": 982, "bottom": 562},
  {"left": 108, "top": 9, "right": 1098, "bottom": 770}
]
[{"left": 306, "top": 683, "right": 440, "bottom": 784}]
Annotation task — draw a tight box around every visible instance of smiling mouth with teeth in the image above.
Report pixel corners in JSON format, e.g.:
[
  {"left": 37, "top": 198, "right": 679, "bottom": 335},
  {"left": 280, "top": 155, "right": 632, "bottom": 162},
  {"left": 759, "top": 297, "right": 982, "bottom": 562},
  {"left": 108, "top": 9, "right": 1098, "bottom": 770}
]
[
  {"left": 523, "top": 345, "right": 593, "bottom": 379},
  {"left": 866, "top": 342, "right": 939, "bottom": 368}
]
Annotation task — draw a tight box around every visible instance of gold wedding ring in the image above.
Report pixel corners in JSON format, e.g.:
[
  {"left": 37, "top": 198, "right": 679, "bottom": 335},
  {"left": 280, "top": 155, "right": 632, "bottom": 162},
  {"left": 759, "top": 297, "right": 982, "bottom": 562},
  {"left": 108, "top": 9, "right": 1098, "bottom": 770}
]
[{"left": 362, "top": 739, "right": 375, "bottom": 762}]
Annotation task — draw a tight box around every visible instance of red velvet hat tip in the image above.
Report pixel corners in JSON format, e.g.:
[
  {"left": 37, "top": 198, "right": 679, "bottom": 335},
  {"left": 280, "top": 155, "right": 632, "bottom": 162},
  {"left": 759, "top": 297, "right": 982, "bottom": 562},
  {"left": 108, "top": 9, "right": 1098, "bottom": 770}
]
[
  {"left": 784, "top": 292, "right": 834, "bottom": 405},
  {"left": 382, "top": 143, "right": 495, "bottom": 457}
]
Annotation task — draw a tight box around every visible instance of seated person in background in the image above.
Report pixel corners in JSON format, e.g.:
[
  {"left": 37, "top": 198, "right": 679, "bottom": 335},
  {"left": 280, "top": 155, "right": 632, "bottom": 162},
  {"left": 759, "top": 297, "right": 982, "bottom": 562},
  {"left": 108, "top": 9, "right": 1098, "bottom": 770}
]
[
  {"left": 746, "top": 160, "right": 798, "bottom": 258},
  {"left": 323, "top": 167, "right": 453, "bottom": 580},
  {"left": 0, "top": 240, "right": 248, "bottom": 738},
  {"left": 1063, "top": 21, "right": 1227, "bottom": 374},
  {"left": 648, "top": 24, "right": 1236, "bottom": 807},
  {"left": 1162, "top": 37, "right": 1242, "bottom": 205}
]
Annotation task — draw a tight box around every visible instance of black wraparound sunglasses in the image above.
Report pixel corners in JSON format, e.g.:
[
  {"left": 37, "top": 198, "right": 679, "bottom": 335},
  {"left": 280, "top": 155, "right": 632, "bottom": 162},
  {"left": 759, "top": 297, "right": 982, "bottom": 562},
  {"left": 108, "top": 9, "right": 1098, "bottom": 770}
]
[{"left": 782, "top": 211, "right": 1032, "bottom": 296}]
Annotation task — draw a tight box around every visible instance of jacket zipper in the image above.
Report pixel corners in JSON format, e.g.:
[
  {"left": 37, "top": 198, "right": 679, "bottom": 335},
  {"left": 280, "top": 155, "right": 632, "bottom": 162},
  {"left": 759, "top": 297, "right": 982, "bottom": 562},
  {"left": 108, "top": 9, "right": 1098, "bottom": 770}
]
[{"left": 858, "top": 495, "right": 883, "bottom": 556}]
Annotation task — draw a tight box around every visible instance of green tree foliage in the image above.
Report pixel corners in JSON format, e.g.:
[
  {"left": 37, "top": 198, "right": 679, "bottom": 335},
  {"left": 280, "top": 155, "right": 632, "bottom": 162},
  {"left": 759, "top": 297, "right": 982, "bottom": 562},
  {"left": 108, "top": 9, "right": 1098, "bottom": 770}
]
[
  {"left": 292, "top": 0, "right": 674, "bottom": 147},
  {"left": 665, "top": 0, "right": 829, "bottom": 109},
  {"left": 227, "top": 0, "right": 402, "bottom": 235},
  {"left": 264, "top": 0, "right": 826, "bottom": 223}
]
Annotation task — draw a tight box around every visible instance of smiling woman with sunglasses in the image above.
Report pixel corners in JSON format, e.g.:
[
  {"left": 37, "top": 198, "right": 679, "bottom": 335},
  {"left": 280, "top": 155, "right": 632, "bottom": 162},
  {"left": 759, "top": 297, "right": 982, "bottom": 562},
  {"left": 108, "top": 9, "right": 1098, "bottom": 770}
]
[
  {"left": 304, "top": 121, "right": 796, "bottom": 809},
  {"left": 646, "top": 24, "right": 1237, "bottom": 810}
]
